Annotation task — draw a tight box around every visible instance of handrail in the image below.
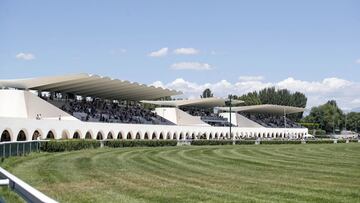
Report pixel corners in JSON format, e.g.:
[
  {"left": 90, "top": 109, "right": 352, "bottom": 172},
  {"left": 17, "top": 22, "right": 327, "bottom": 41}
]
[
  {"left": 0, "top": 167, "right": 58, "bottom": 203},
  {"left": 0, "top": 140, "right": 49, "bottom": 145}
]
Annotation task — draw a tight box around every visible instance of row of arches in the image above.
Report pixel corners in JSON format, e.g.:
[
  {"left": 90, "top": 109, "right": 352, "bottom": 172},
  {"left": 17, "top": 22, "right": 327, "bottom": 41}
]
[{"left": 1, "top": 128, "right": 307, "bottom": 142}]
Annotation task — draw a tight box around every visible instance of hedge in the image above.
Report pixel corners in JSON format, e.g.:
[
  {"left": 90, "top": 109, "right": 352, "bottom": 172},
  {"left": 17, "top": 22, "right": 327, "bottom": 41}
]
[
  {"left": 104, "top": 140, "right": 178, "bottom": 148},
  {"left": 260, "top": 140, "right": 302, "bottom": 145},
  {"left": 235, "top": 140, "right": 255, "bottom": 145},
  {"left": 337, "top": 140, "right": 346, "bottom": 143},
  {"left": 41, "top": 140, "right": 100, "bottom": 152},
  {"left": 349, "top": 139, "right": 359, "bottom": 143},
  {"left": 305, "top": 140, "right": 334, "bottom": 144},
  {"left": 191, "top": 140, "right": 233, "bottom": 146}
]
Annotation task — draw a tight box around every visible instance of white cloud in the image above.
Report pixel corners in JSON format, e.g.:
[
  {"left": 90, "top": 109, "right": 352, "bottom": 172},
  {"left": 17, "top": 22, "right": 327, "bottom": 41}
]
[
  {"left": 152, "top": 77, "right": 360, "bottom": 110},
  {"left": 15, "top": 52, "right": 35, "bottom": 60},
  {"left": 174, "top": 48, "right": 199, "bottom": 55},
  {"left": 148, "top": 47, "right": 168, "bottom": 57},
  {"left": 238, "top": 76, "right": 264, "bottom": 81},
  {"left": 356, "top": 59, "right": 360, "bottom": 64},
  {"left": 171, "top": 62, "right": 212, "bottom": 71}
]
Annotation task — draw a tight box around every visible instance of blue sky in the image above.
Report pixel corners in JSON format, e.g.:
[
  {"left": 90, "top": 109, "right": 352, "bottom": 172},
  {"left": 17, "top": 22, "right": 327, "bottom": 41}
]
[{"left": 1, "top": 0, "right": 360, "bottom": 109}]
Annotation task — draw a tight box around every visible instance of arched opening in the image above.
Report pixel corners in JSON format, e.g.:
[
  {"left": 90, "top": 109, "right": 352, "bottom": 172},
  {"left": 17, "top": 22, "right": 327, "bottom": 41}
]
[
  {"left": 179, "top": 133, "right": 184, "bottom": 140},
  {"left": 127, "top": 132, "right": 132, "bottom": 140},
  {"left": 220, "top": 133, "right": 224, "bottom": 139},
  {"left": 85, "top": 131, "right": 92, "bottom": 139},
  {"left": 191, "top": 133, "right": 195, "bottom": 140},
  {"left": 1, "top": 130, "right": 11, "bottom": 142},
  {"left": 152, "top": 132, "right": 157, "bottom": 140},
  {"left": 32, "top": 130, "right": 41, "bottom": 140},
  {"left": 73, "top": 131, "right": 80, "bottom": 139},
  {"left": 17, "top": 130, "right": 26, "bottom": 141},
  {"left": 107, "top": 132, "right": 113, "bottom": 139},
  {"left": 215, "top": 133, "right": 218, "bottom": 139},
  {"left": 117, "top": 132, "right": 123, "bottom": 139},
  {"left": 96, "top": 132, "right": 103, "bottom": 140},
  {"left": 135, "top": 132, "right": 141, "bottom": 139},
  {"left": 46, "top": 131, "right": 55, "bottom": 139},
  {"left": 209, "top": 133, "right": 213, "bottom": 139},
  {"left": 172, "top": 133, "right": 177, "bottom": 140},
  {"left": 159, "top": 133, "right": 164, "bottom": 140},
  {"left": 61, "top": 131, "right": 69, "bottom": 139},
  {"left": 166, "top": 132, "right": 171, "bottom": 140},
  {"left": 144, "top": 133, "right": 149, "bottom": 140}
]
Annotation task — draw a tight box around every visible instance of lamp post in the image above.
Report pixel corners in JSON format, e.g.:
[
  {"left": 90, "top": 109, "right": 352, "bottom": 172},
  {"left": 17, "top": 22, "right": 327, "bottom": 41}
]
[{"left": 229, "top": 95, "right": 232, "bottom": 140}]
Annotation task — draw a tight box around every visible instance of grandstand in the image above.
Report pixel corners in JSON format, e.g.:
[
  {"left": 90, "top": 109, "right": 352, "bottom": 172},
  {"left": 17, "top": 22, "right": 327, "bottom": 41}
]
[{"left": 0, "top": 73, "right": 308, "bottom": 142}]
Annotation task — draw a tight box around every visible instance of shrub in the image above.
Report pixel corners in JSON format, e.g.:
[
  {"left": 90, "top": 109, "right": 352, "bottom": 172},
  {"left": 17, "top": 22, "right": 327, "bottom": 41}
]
[
  {"left": 306, "top": 140, "right": 333, "bottom": 144},
  {"left": 260, "top": 140, "right": 302, "bottom": 145},
  {"left": 41, "top": 140, "right": 100, "bottom": 152},
  {"left": 349, "top": 139, "right": 359, "bottom": 143},
  {"left": 337, "top": 140, "right": 346, "bottom": 143},
  {"left": 235, "top": 140, "right": 255, "bottom": 145},
  {"left": 104, "top": 140, "right": 178, "bottom": 148},
  {"left": 191, "top": 140, "right": 233, "bottom": 146},
  {"left": 314, "top": 129, "right": 327, "bottom": 136}
]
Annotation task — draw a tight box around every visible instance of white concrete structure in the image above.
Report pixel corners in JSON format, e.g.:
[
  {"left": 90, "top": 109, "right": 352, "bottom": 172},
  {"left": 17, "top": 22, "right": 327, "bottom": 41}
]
[{"left": 0, "top": 74, "right": 308, "bottom": 142}]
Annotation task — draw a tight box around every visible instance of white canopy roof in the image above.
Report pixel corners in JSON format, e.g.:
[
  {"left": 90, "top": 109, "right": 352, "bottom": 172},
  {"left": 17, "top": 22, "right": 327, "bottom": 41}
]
[
  {"left": 217, "top": 104, "right": 305, "bottom": 115},
  {"left": 0, "top": 73, "right": 181, "bottom": 100},
  {"left": 141, "top": 97, "right": 244, "bottom": 108}
]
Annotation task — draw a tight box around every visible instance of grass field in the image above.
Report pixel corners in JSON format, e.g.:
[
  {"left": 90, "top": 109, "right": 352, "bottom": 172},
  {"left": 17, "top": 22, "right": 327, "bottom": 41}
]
[{"left": 1, "top": 143, "right": 360, "bottom": 203}]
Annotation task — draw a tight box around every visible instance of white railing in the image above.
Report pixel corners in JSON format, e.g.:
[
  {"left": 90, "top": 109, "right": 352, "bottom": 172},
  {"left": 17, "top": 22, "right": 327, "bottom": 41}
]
[{"left": 0, "top": 167, "right": 58, "bottom": 203}]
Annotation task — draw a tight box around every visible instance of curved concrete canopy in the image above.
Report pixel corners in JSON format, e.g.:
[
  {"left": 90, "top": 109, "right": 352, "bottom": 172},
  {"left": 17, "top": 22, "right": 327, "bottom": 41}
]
[
  {"left": 217, "top": 104, "right": 305, "bottom": 115},
  {"left": 0, "top": 73, "right": 181, "bottom": 100},
  {"left": 141, "top": 97, "right": 244, "bottom": 108}
]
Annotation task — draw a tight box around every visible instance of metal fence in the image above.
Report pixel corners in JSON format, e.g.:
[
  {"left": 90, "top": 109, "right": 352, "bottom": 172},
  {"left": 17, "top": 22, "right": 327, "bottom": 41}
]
[
  {"left": 0, "top": 141, "right": 47, "bottom": 158},
  {"left": 0, "top": 167, "right": 58, "bottom": 203}
]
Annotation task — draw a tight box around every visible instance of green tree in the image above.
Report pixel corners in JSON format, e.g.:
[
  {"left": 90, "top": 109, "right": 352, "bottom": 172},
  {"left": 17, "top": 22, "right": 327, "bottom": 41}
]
[
  {"left": 201, "top": 88, "right": 214, "bottom": 98},
  {"left": 303, "top": 100, "right": 344, "bottom": 133},
  {"left": 346, "top": 112, "right": 360, "bottom": 132}
]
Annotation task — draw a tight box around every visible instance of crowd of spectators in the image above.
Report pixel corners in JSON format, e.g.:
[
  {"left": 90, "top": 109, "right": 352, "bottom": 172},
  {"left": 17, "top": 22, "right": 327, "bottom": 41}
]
[
  {"left": 51, "top": 99, "right": 173, "bottom": 125},
  {"left": 182, "top": 108, "right": 232, "bottom": 127},
  {"left": 240, "top": 113, "right": 303, "bottom": 128}
]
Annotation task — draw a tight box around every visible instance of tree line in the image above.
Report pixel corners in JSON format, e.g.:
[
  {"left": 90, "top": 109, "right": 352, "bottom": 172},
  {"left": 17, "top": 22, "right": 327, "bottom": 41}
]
[{"left": 201, "top": 87, "right": 359, "bottom": 133}]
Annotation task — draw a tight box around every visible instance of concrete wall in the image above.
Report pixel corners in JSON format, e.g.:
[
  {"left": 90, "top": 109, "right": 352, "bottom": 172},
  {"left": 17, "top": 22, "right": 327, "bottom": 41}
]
[
  {"left": 155, "top": 107, "right": 209, "bottom": 126},
  {"left": 220, "top": 112, "right": 264, "bottom": 128},
  {"left": 0, "top": 117, "right": 308, "bottom": 142}
]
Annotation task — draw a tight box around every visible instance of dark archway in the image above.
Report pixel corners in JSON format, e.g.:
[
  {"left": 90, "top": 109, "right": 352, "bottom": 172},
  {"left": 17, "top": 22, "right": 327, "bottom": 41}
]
[
  {"left": 179, "top": 133, "right": 184, "bottom": 140},
  {"left": 1, "top": 130, "right": 11, "bottom": 142},
  {"left": 96, "top": 132, "right": 103, "bottom": 140},
  {"left": 159, "top": 133, "right": 164, "bottom": 140},
  {"left": 17, "top": 130, "right": 27, "bottom": 141},
  {"left": 144, "top": 133, "right": 149, "bottom": 140},
  {"left": 47, "top": 131, "right": 55, "bottom": 139},
  {"left": 32, "top": 130, "right": 41, "bottom": 140},
  {"left": 152, "top": 132, "right": 157, "bottom": 140},
  {"left": 107, "top": 132, "right": 113, "bottom": 139},
  {"left": 117, "top": 132, "right": 123, "bottom": 139},
  {"left": 127, "top": 132, "right": 132, "bottom": 140},
  {"left": 85, "top": 132, "right": 92, "bottom": 139},
  {"left": 73, "top": 132, "right": 80, "bottom": 139},
  {"left": 135, "top": 133, "right": 141, "bottom": 139}
]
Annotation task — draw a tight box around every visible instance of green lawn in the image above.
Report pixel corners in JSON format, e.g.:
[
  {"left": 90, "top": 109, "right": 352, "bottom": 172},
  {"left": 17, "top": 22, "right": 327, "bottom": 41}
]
[{"left": 1, "top": 144, "right": 360, "bottom": 203}]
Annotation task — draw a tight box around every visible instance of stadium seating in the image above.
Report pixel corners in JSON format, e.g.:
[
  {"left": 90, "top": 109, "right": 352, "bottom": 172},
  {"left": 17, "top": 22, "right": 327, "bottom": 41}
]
[
  {"left": 48, "top": 99, "right": 174, "bottom": 125},
  {"left": 239, "top": 112, "right": 303, "bottom": 128}
]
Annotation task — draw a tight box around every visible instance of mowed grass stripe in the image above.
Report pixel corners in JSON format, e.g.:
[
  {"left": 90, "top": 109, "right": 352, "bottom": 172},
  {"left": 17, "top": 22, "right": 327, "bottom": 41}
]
[{"left": 1, "top": 144, "right": 360, "bottom": 203}]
